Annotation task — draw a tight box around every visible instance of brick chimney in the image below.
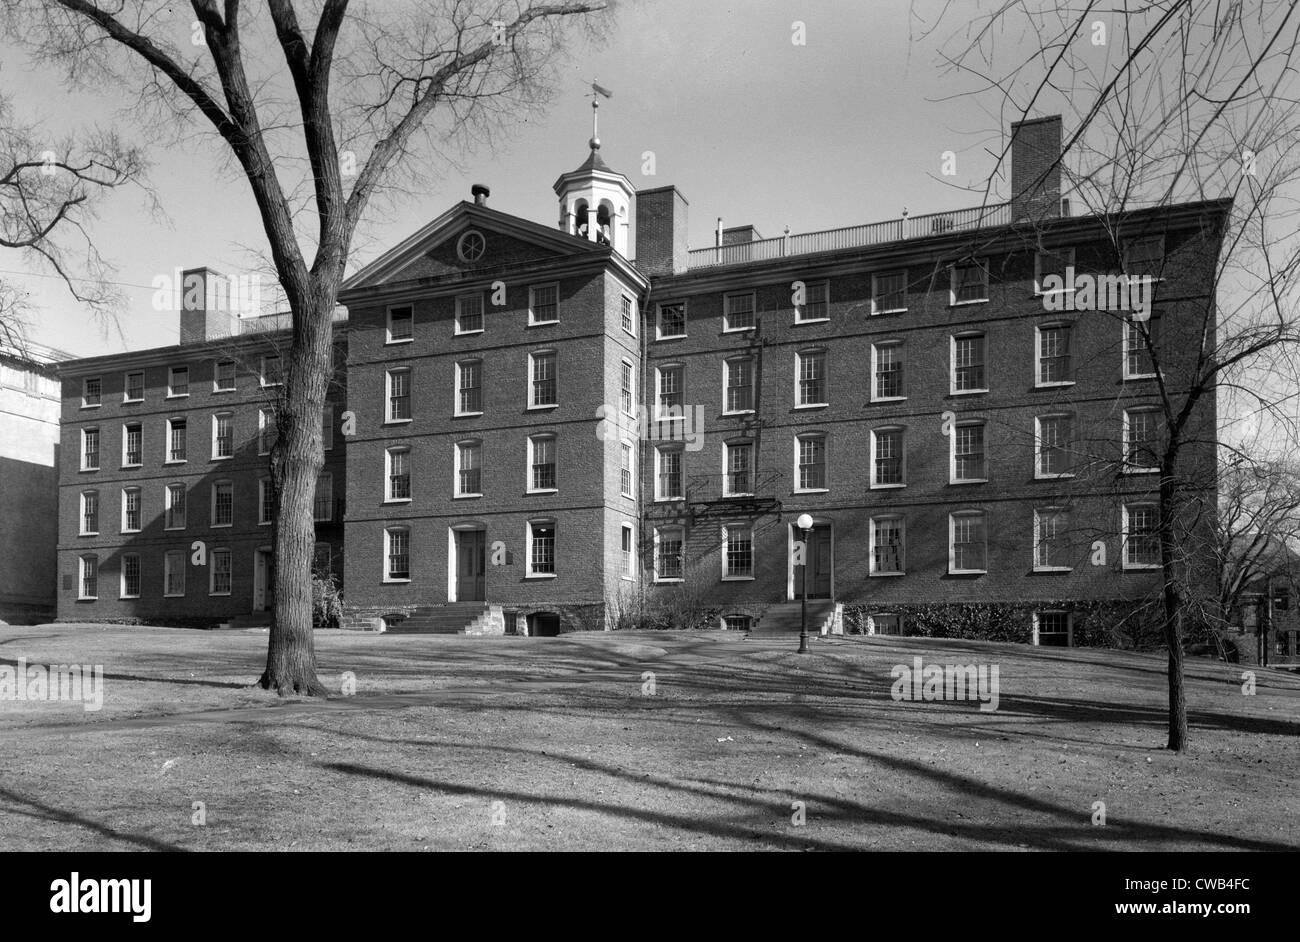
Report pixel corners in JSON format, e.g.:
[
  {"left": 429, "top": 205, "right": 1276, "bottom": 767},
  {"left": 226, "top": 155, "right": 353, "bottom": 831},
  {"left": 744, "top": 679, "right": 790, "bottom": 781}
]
[
  {"left": 634, "top": 186, "right": 689, "bottom": 275},
  {"left": 178, "top": 267, "right": 238, "bottom": 344},
  {"left": 1010, "top": 115, "right": 1063, "bottom": 223},
  {"left": 722, "top": 225, "right": 762, "bottom": 245}
]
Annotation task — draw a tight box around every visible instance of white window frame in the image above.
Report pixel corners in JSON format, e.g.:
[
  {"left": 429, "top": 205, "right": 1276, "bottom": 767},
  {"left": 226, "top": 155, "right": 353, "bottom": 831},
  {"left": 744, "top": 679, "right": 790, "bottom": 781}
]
[
  {"left": 794, "top": 280, "right": 830, "bottom": 323},
  {"left": 212, "top": 412, "right": 234, "bottom": 460},
  {"left": 1122, "top": 502, "right": 1161, "bottom": 569},
  {"left": 949, "top": 259, "right": 989, "bottom": 305},
  {"left": 526, "top": 519, "right": 558, "bottom": 579},
  {"left": 120, "top": 552, "right": 141, "bottom": 599},
  {"left": 211, "top": 480, "right": 234, "bottom": 529},
  {"left": 948, "top": 510, "right": 988, "bottom": 575},
  {"left": 528, "top": 350, "right": 558, "bottom": 410},
  {"left": 869, "top": 515, "right": 905, "bottom": 576},
  {"left": 1035, "top": 322, "right": 1074, "bottom": 387},
  {"left": 167, "top": 365, "right": 190, "bottom": 398},
  {"left": 1123, "top": 317, "right": 1159, "bottom": 380},
  {"left": 656, "top": 364, "right": 685, "bottom": 421},
  {"left": 164, "top": 483, "right": 187, "bottom": 531},
  {"left": 1122, "top": 236, "right": 1165, "bottom": 281},
  {"left": 386, "top": 303, "right": 415, "bottom": 344},
  {"left": 455, "top": 440, "right": 482, "bottom": 499},
  {"left": 79, "top": 490, "right": 99, "bottom": 536},
  {"left": 871, "top": 270, "right": 908, "bottom": 315},
  {"left": 81, "top": 376, "right": 102, "bottom": 409},
  {"left": 81, "top": 427, "right": 99, "bottom": 471},
  {"left": 165, "top": 416, "right": 187, "bottom": 464},
  {"left": 123, "top": 370, "right": 145, "bottom": 403},
  {"left": 870, "top": 426, "right": 906, "bottom": 489},
  {"left": 1033, "top": 506, "right": 1073, "bottom": 572},
  {"left": 655, "top": 444, "right": 684, "bottom": 501},
  {"left": 620, "top": 439, "right": 636, "bottom": 498},
  {"left": 794, "top": 348, "right": 828, "bottom": 409},
  {"left": 620, "top": 523, "right": 636, "bottom": 580},
  {"left": 1033, "top": 610, "right": 1074, "bottom": 647},
  {"left": 209, "top": 547, "right": 233, "bottom": 596},
  {"left": 723, "top": 356, "right": 755, "bottom": 415},
  {"left": 794, "top": 432, "right": 828, "bottom": 493},
  {"left": 653, "top": 526, "right": 685, "bottom": 583},
  {"left": 213, "top": 359, "right": 236, "bottom": 392},
  {"left": 322, "top": 402, "right": 335, "bottom": 451},
  {"left": 723, "top": 440, "right": 755, "bottom": 497},
  {"left": 620, "top": 359, "right": 636, "bottom": 417},
  {"left": 260, "top": 354, "right": 283, "bottom": 388},
  {"left": 384, "top": 527, "right": 411, "bottom": 582},
  {"left": 453, "top": 360, "right": 481, "bottom": 417},
  {"left": 528, "top": 282, "right": 560, "bottom": 326},
  {"left": 313, "top": 472, "right": 333, "bottom": 523},
  {"left": 455, "top": 292, "right": 485, "bottom": 335},
  {"left": 656, "top": 301, "right": 687, "bottom": 340},
  {"left": 620, "top": 293, "right": 638, "bottom": 338},
  {"left": 121, "top": 421, "right": 143, "bottom": 468},
  {"left": 723, "top": 291, "right": 756, "bottom": 332},
  {"left": 870, "top": 341, "right": 905, "bottom": 402},
  {"left": 527, "top": 433, "right": 558, "bottom": 494},
  {"left": 1123, "top": 407, "right": 1161, "bottom": 474},
  {"left": 950, "top": 420, "right": 988, "bottom": 484},
  {"left": 387, "top": 445, "right": 414, "bottom": 503},
  {"left": 1034, "top": 247, "right": 1076, "bottom": 295},
  {"left": 121, "top": 486, "right": 142, "bottom": 534},
  {"left": 258, "top": 406, "right": 276, "bottom": 456},
  {"left": 258, "top": 478, "right": 274, "bottom": 526},
  {"left": 78, "top": 555, "right": 98, "bottom": 600},
  {"left": 1034, "top": 413, "right": 1075, "bottom": 479},
  {"left": 720, "top": 522, "right": 755, "bottom": 581},
  {"left": 387, "top": 367, "right": 414, "bottom": 423},
  {"left": 950, "top": 332, "right": 988, "bottom": 395},
  {"left": 164, "top": 550, "right": 186, "bottom": 597}
]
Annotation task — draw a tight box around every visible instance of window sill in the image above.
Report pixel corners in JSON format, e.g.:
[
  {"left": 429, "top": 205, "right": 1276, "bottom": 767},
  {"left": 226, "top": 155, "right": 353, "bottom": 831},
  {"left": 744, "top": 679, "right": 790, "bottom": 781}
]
[
  {"left": 621, "top": 575, "right": 635, "bottom": 582},
  {"left": 723, "top": 326, "right": 756, "bottom": 334},
  {"left": 870, "top": 571, "right": 905, "bottom": 578},
  {"left": 258, "top": 521, "right": 272, "bottom": 527},
  {"left": 655, "top": 496, "right": 684, "bottom": 503},
  {"left": 260, "top": 383, "right": 283, "bottom": 389},
  {"left": 1123, "top": 373, "right": 1159, "bottom": 382},
  {"left": 80, "top": 404, "right": 102, "bottom": 410},
  {"left": 166, "top": 393, "right": 190, "bottom": 400},
  {"left": 211, "top": 524, "right": 232, "bottom": 529},
  {"left": 622, "top": 328, "right": 637, "bottom": 339},
  {"left": 525, "top": 573, "right": 557, "bottom": 580},
  {"left": 794, "top": 403, "right": 828, "bottom": 411},
  {"left": 212, "top": 388, "right": 236, "bottom": 394},
  {"left": 385, "top": 337, "right": 415, "bottom": 346},
  {"left": 1034, "top": 472, "right": 1075, "bottom": 480},
  {"left": 79, "top": 532, "right": 98, "bottom": 538},
  {"left": 654, "top": 577, "right": 684, "bottom": 584},
  {"left": 79, "top": 468, "right": 99, "bottom": 473},
  {"left": 527, "top": 319, "right": 560, "bottom": 328},
  {"left": 451, "top": 413, "right": 481, "bottom": 420},
  {"left": 164, "top": 593, "right": 185, "bottom": 599},
  {"left": 656, "top": 334, "right": 687, "bottom": 342},
  {"left": 386, "top": 418, "right": 415, "bottom": 425},
  {"left": 1123, "top": 467, "right": 1160, "bottom": 475},
  {"left": 455, "top": 328, "right": 485, "bottom": 337},
  {"left": 950, "top": 479, "right": 988, "bottom": 485},
  {"left": 794, "top": 317, "right": 830, "bottom": 326},
  {"left": 949, "top": 299, "right": 989, "bottom": 307},
  {"left": 950, "top": 388, "right": 989, "bottom": 396},
  {"left": 871, "top": 483, "right": 906, "bottom": 490},
  {"left": 870, "top": 396, "right": 906, "bottom": 404},
  {"left": 1035, "top": 381, "right": 1076, "bottom": 389},
  {"left": 76, "top": 597, "right": 98, "bottom": 602},
  {"left": 948, "top": 569, "right": 987, "bottom": 576},
  {"left": 1033, "top": 566, "right": 1073, "bottom": 573},
  {"left": 871, "top": 308, "right": 907, "bottom": 316},
  {"left": 1034, "top": 288, "right": 1077, "bottom": 298},
  {"left": 527, "top": 488, "right": 558, "bottom": 496},
  {"left": 121, "top": 529, "right": 141, "bottom": 536},
  {"left": 209, "top": 592, "right": 232, "bottom": 597},
  {"left": 122, "top": 398, "right": 144, "bottom": 405},
  {"left": 164, "top": 527, "right": 186, "bottom": 532},
  {"left": 122, "top": 464, "right": 142, "bottom": 470},
  {"left": 723, "top": 494, "right": 755, "bottom": 500},
  {"left": 795, "top": 487, "right": 830, "bottom": 495},
  {"left": 120, "top": 594, "right": 140, "bottom": 600},
  {"left": 211, "top": 456, "right": 233, "bottom": 461},
  {"left": 527, "top": 403, "right": 559, "bottom": 411},
  {"left": 722, "top": 410, "right": 756, "bottom": 417},
  {"left": 454, "top": 493, "right": 482, "bottom": 500},
  {"left": 655, "top": 414, "right": 686, "bottom": 423},
  {"left": 1122, "top": 563, "right": 1161, "bottom": 571},
  {"left": 383, "top": 577, "right": 411, "bottom": 584},
  {"left": 164, "top": 459, "right": 187, "bottom": 466},
  {"left": 384, "top": 498, "right": 413, "bottom": 505},
  {"left": 722, "top": 575, "right": 755, "bottom": 582}
]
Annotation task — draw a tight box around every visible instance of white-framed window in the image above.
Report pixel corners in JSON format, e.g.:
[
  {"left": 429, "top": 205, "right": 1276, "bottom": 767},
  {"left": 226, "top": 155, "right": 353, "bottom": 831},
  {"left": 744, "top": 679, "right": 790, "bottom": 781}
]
[
  {"left": 1123, "top": 502, "right": 1160, "bottom": 568},
  {"left": 620, "top": 293, "right": 637, "bottom": 337},
  {"left": 795, "top": 280, "right": 829, "bottom": 322},
  {"left": 454, "top": 360, "right": 480, "bottom": 416},
  {"left": 656, "top": 301, "right": 686, "bottom": 339},
  {"left": 121, "top": 487, "right": 141, "bottom": 534},
  {"left": 123, "top": 370, "right": 145, "bottom": 402},
  {"left": 386, "top": 367, "right": 413, "bottom": 422},
  {"left": 260, "top": 355, "right": 283, "bottom": 387},
  {"left": 951, "top": 333, "right": 987, "bottom": 393},
  {"left": 724, "top": 291, "right": 755, "bottom": 331},
  {"left": 384, "top": 527, "right": 410, "bottom": 581},
  {"left": 869, "top": 516, "right": 905, "bottom": 575},
  {"left": 620, "top": 360, "right": 635, "bottom": 416},
  {"left": 1036, "top": 323, "right": 1073, "bottom": 385},
  {"left": 871, "top": 614, "right": 903, "bottom": 636},
  {"left": 1036, "top": 414, "right": 1074, "bottom": 478},
  {"left": 871, "top": 271, "right": 907, "bottom": 315},
  {"left": 951, "top": 421, "right": 987, "bottom": 483},
  {"left": 1123, "top": 317, "right": 1159, "bottom": 379},
  {"left": 621, "top": 523, "right": 636, "bottom": 579},
  {"left": 528, "top": 283, "right": 560, "bottom": 325},
  {"left": 1034, "top": 507, "right": 1072, "bottom": 571},
  {"left": 723, "top": 614, "right": 753, "bottom": 632},
  {"left": 313, "top": 473, "right": 333, "bottom": 522},
  {"left": 528, "top": 434, "right": 557, "bottom": 492},
  {"left": 529, "top": 351, "right": 557, "bottom": 408},
  {"left": 949, "top": 511, "right": 988, "bottom": 574},
  {"left": 527, "top": 519, "right": 557, "bottom": 577},
  {"left": 165, "top": 483, "right": 186, "bottom": 530},
  {"left": 1124, "top": 408, "right": 1161, "bottom": 472},
  {"left": 120, "top": 553, "right": 141, "bottom": 599},
  {"left": 258, "top": 407, "right": 277, "bottom": 456},
  {"left": 795, "top": 349, "right": 827, "bottom": 408},
  {"left": 387, "top": 446, "right": 412, "bottom": 501},
  {"left": 871, "top": 342, "right": 904, "bottom": 401},
  {"left": 1034, "top": 610, "right": 1073, "bottom": 647},
  {"left": 724, "top": 356, "right": 755, "bottom": 414},
  {"left": 950, "top": 260, "right": 989, "bottom": 304},
  {"left": 79, "top": 490, "right": 99, "bottom": 535},
  {"left": 654, "top": 526, "right": 685, "bottom": 582},
  {"left": 214, "top": 359, "right": 236, "bottom": 392},
  {"left": 164, "top": 550, "right": 185, "bottom": 597},
  {"left": 82, "top": 376, "right": 102, "bottom": 408},
  {"left": 721, "top": 522, "right": 754, "bottom": 579},
  {"left": 209, "top": 547, "right": 232, "bottom": 596},
  {"left": 167, "top": 365, "right": 189, "bottom": 397},
  {"left": 456, "top": 292, "right": 485, "bottom": 334},
  {"left": 871, "top": 426, "right": 905, "bottom": 488},
  {"left": 322, "top": 402, "right": 334, "bottom": 451},
  {"left": 1034, "top": 248, "right": 1075, "bottom": 295},
  {"left": 455, "top": 440, "right": 481, "bottom": 497},
  {"left": 166, "top": 417, "right": 187, "bottom": 463},
  {"left": 212, "top": 412, "right": 234, "bottom": 459},
  {"left": 657, "top": 364, "right": 684, "bottom": 419},
  {"left": 1123, "top": 236, "right": 1165, "bottom": 280},
  {"left": 655, "top": 445, "right": 683, "bottom": 500},
  {"left": 122, "top": 422, "right": 143, "bottom": 467},
  {"left": 795, "top": 432, "right": 827, "bottom": 492},
  {"left": 620, "top": 440, "right": 635, "bottom": 497},
  {"left": 211, "top": 480, "right": 233, "bottom": 527},
  {"left": 723, "top": 440, "right": 754, "bottom": 496},
  {"left": 386, "top": 303, "right": 414, "bottom": 343},
  {"left": 259, "top": 478, "right": 275, "bottom": 525},
  {"left": 78, "top": 555, "right": 98, "bottom": 600},
  {"left": 81, "top": 427, "right": 99, "bottom": 470}
]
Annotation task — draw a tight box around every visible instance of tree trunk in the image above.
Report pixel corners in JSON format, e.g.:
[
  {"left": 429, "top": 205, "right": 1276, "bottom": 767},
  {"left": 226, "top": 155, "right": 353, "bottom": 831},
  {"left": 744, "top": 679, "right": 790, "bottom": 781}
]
[{"left": 1159, "top": 473, "right": 1189, "bottom": 751}]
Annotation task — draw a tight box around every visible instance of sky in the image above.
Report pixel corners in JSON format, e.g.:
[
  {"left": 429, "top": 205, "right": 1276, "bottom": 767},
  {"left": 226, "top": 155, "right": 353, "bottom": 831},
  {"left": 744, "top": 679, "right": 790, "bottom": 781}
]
[{"left": 3, "top": 0, "right": 1079, "bottom": 356}]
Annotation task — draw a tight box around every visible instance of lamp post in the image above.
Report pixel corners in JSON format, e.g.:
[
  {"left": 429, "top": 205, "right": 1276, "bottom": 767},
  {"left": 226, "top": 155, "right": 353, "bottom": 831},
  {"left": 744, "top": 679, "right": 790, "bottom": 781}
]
[{"left": 797, "top": 513, "right": 813, "bottom": 654}]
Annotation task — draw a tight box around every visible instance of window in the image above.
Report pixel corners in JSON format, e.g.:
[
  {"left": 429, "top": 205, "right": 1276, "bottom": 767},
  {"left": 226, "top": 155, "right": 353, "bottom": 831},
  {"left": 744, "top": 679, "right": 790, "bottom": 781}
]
[
  {"left": 214, "top": 360, "right": 236, "bottom": 392},
  {"left": 528, "top": 520, "right": 556, "bottom": 576},
  {"left": 261, "top": 355, "right": 283, "bottom": 387},
  {"left": 724, "top": 614, "right": 753, "bottom": 632},
  {"left": 1124, "top": 409, "right": 1161, "bottom": 472},
  {"left": 1037, "top": 324, "right": 1072, "bottom": 385},
  {"left": 796, "top": 433, "right": 827, "bottom": 491},
  {"left": 167, "top": 417, "right": 187, "bottom": 463},
  {"left": 120, "top": 553, "right": 141, "bottom": 599},
  {"left": 872, "top": 342, "right": 904, "bottom": 401},
  {"left": 871, "top": 271, "right": 907, "bottom": 314},
  {"left": 795, "top": 280, "right": 829, "bottom": 322},
  {"left": 168, "top": 366, "right": 189, "bottom": 397},
  {"left": 529, "top": 283, "right": 559, "bottom": 325},
  {"left": 164, "top": 550, "right": 185, "bottom": 597},
  {"left": 870, "top": 516, "right": 905, "bottom": 575},
  {"left": 952, "top": 422, "right": 987, "bottom": 483},
  {"left": 1035, "top": 508, "right": 1071, "bottom": 570},
  {"left": 80, "top": 490, "right": 99, "bottom": 535},
  {"left": 724, "top": 292, "right": 755, "bottom": 331},
  {"left": 952, "top": 334, "right": 987, "bottom": 393},
  {"left": 122, "top": 423, "right": 142, "bottom": 467},
  {"left": 621, "top": 524, "right": 635, "bottom": 579},
  {"left": 314, "top": 473, "right": 333, "bottom": 522},
  {"left": 454, "top": 361, "right": 479, "bottom": 416},
  {"left": 82, "top": 377, "right": 102, "bottom": 407},
  {"left": 1123, "top": 317, "right": 1159, "bottom": 379},
  {"left": 1035, "top": 248, "right": 1075, "bottom": 294},
  {"left": 212, "top": 481, "right": 233, "bottom": 527},
  {"left": 213, "top": 412, "right": 234, "bottom": 459},
  {"left": 724, "top": 357, "right": 754, "bottom": 413},
  {"left": 950, "top": 512, "right": 987, "bottom": 573},
  {"left": 796, "top": 350, "right": 827, "bottom": 407},
  {"left": 871, "top": 614, "right": 902, "bottom": 636},
  {"left": 210, "top": 548, "right": 232, "bottom": 595},
  {"left": 657, "top": 365, "right": 684, "bottom": 419},
  {"left": 722, "top": 523, "right": 754, "bottom": 579},
  {"left": 1123, "top": 503, "right": 1160, "bottom": 568},
  {"left": 165, "top": 483, "right": 186, "bottom": 530},
  {"left": 259, "top": 478, "right": 275, "bottom": 525},
  {"left": 657, "top": 302, "right": 686, "bottom": 339},
  {"left": 124, "top": 370, "right": 144, "bottom": 402},
  {"left": 1036, "top": 414, "right": 1073, "bottom": 477},
  {"left": 656, "top": 445, "right": 683, "bottom": 500},
  {"left": 456, "top": 441, "right": 481, "bottom": 497},
  {"left": 529, "top": 434, "right": 557, "bottom": 492},
  {"left": 1123, "top": 236, "right": 1165, "bottom": 280},
  {"left": 387, "top": 447, "right": 412, "bottom": 501},
  {"left": 724, "top": 441, "right": 754, "bottom": 496},
  {"left": 456, "top": 293, "right": 484, "bottom": 333},
  {"left": 1035, "top": 611, "right": 1072, "bottom": 647},
  {"left": 950, "top": 260, "right": 989, "bottom": 304},
  {"left": 385, "top": 528, "right": 410, "bottom": 581},
  {"left": 258, "top": 407, "right": 277, "bottom": 455},
  {"left": 871, "top": 427, "right": 905, "bottom": 487},
  {"left": 621, "top": 441, "right": 635, "bottom": 497},
  {"left": 81, "top": 427, "right": 100, "bottom": 471},
  {"left": 322, "top": 402, "right": 334, "bottom": 451},
  {"left": 388, "top": 368, "right": 413, "bottom": 421},
  {"left": 620, "top": 360, "right": 635, "bottom": 416},
  {"left": 79, "top": 555, "right": 98, "bottom": 600},
  {"left": 655, "top": 526, "right": 684, "bottom": 581},
  {"left": 121, "top": 487, "right": 141, "bottom": 533},
  {"left": 621, "top": 294, "right": 637, "bottom": 336},
  {"left": 387, "top": 304, "right": 414, "bottom": 343},
  {"left": 530, "top": 351, "right": 557, "bottom": 408}
]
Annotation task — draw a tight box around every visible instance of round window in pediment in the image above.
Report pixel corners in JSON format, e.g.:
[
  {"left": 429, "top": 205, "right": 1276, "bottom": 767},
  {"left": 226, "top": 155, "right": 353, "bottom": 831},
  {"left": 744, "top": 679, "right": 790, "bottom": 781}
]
[{"left": 457, "top": 230, "right": 487, "bottom": 262}]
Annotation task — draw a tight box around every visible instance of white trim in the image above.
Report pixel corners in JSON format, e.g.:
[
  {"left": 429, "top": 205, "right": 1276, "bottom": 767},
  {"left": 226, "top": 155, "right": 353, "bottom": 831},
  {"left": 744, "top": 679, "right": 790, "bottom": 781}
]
[
  {"left": 120, "top": 486, "right": 141, "bottom": 534},
  {"left": 525, "top": 518, "right": 558, "bottom": 578},
  {"left": 655, "top": 363, "right": 686, "bottom": 421},
  {"left": 210, "top": 479, "right": 234, "bottom": 528},
  {"left": 871, "top": 270, "right": 908, "bottom": 315},
  {"left": 208, "top": 546, "right": 233, "bottom": 596},
  {"left": 259, "top": 354, "right": 283, "bottom": 388},
  {"left": 723, "top": 290, "right": 757, "bottom": 332},
  {"left": 870, "top": 340, "right": 906, "bottom": 402},
  {"left": 1033, "top": 247, "right": 1076, "bottom": 296},
  {"left": 1034, "top": 413, "right": 1075, "bottom": 479},
  {"left": 166, "top": 365, "right": 190, "bottom": 398},
  {"left": 948, "top": 510, "right": 988, "bottom": 575},
  {"left": 1034, "top": 321, "right": 1075, "bottom": 387},
  {"left": 654, "top": 444, "right": 684, "bottom": 501},
  {"left": 1033, "top": 506, "right": 1073, "bottom": 572},
  {"left": 948, "top": 259, "right": 989, "bottom": 305},
  {"left": 77, "top": 554, "right": 98, "bottom": 600},
  {"left": 1122, "top": 501, "right": 1162, "bottom": 569},
  {"left": 1033, "top": 609, "right": 1074, "bottom": 647},
  {"left": 212, "top": 412, "right": 234, "bottom": 460},
  {"left": 870, "top": 425, "right": 906, "bottom": 489},
  {"left": 721, "top": 521, "right": 756, "bottom": 581},
  {"left": 794, "top": 348, "right": 828, "bottom": 409},
  {"left": 950, "top": 332, "right": 989, "bottom": 395},
  {"left": 722, "top": 355, "right": 756, "bottom": 415},
  {"left": 452, "top": 360, "right": 481, "bottom": 418},
  {"left": 122, "top": 370, "right": 145, "bottom": 403},
  {"left": 793, "top": 431, "right": 829, "bottom": 494},
  {"left": 1122, "top": 407, "right": 1161, "bottom": 474},
  {"left": 620, "top": 293, "right": 638, "bottom": 338},
  {"left": 527, "top": 433, "right": 558, "bottom": 494},
  {"left": 213, "top": 359, "right": 237, "bottom": 392},
  {"left": 949, "top": 419, "right": 988, "bottom": 484},
  {"left": 385, "top": 302, "right": 415, "bottom": 344},
  {"left": 528, "top": 282, "right": 561, "bottom": 326},
  {"left": 78, "top": 489, "right": 99, "bottom": 536},
  {"left": 165, "top": 416, "right": 187, "bottom": 464},
  {"left": 455, "top": 292, "right": 485, "bottom": 335},
  {"left": 164, "top": 482, "right": 187, "bottom": 531},
  {"left": 722, "top": 439, "right": 755, "bottom": 497},
  {"left": 620, "top": 522, "right": 636, "bottom": 580},
  {"left": 527, "top": 349, "right": 559, "bottom": 409},
  {"left": 121, "top": 421, "right": 143, "bottom": 468},
  {"left": 119, "top": 552, "right": 141, "bottom": 599},
  {"left": 655, "top": 300, "right": 687, "bottom": 340},
  {"left": 868, "top": 514, "right": 905, "bottom": 576},
  {"left": 383, "top": 526, "right": 412, "bottom": 582},
  {"left": 793, "top": 279, "right": 830, "bottom": 323},
  {"left": 454, "top": 439, "right": 482, "bottom": 499},
  {"left": 652, "top": 525, "right": 685, "bottom": 583}
]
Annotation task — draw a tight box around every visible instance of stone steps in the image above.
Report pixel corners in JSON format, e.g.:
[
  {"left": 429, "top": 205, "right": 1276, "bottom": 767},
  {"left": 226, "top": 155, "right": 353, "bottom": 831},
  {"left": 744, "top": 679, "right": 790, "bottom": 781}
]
[
  {"left": 385, "top": 603, "right": 504, "bottom": 635},
  {"left": 746, "top": 600, "right": 836, "bottom": 638}
]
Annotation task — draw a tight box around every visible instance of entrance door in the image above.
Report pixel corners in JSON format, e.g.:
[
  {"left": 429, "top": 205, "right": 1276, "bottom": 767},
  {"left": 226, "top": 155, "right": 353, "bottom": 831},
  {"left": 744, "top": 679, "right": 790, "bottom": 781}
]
[
  {"left": 796, "top": 525, "right": 832, "bottom": 600},
  {"left": 253, "top": 549, "right": 275, "bottom": 612},
  {"left": 455, "top": 530, "right": 486, "bottom": 601}
]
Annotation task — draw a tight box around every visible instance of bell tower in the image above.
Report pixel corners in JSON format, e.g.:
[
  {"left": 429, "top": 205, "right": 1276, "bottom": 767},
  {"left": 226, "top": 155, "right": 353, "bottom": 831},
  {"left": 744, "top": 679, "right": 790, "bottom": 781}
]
[{"left": 553, "top": 92, "right": 634, "bottom": 256}]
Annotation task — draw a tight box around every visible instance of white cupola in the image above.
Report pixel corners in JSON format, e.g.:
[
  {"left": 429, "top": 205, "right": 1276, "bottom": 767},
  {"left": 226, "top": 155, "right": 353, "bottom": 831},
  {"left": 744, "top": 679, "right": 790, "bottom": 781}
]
[{"left": 552, "top": 98, "right": 634, "bottom": 256}]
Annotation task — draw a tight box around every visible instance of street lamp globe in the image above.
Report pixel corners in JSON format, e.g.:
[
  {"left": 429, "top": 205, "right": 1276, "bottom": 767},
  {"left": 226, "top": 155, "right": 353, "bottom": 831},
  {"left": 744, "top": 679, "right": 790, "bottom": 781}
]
[{"left": 796, "top": 513, "right": 814, "bottom": 531}]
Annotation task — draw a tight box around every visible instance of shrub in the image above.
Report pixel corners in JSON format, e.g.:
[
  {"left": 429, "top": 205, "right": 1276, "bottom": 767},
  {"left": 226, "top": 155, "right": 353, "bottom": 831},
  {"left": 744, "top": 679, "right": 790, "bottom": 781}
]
[{"left": 312, "top": 573, "right": 344, "bottom": 630}]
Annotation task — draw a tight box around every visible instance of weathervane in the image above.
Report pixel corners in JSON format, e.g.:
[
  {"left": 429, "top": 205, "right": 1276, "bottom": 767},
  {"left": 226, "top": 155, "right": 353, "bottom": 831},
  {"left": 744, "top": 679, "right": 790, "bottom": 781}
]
[{"left": 589, "top": 80, "right": 612, "bottom": 147}]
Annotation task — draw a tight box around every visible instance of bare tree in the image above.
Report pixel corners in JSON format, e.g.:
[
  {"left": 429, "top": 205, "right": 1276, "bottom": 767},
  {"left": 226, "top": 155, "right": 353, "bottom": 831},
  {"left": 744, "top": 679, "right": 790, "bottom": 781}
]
[{"left": 1214, "top": 456, "right": 1300, "bottom": 622}]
